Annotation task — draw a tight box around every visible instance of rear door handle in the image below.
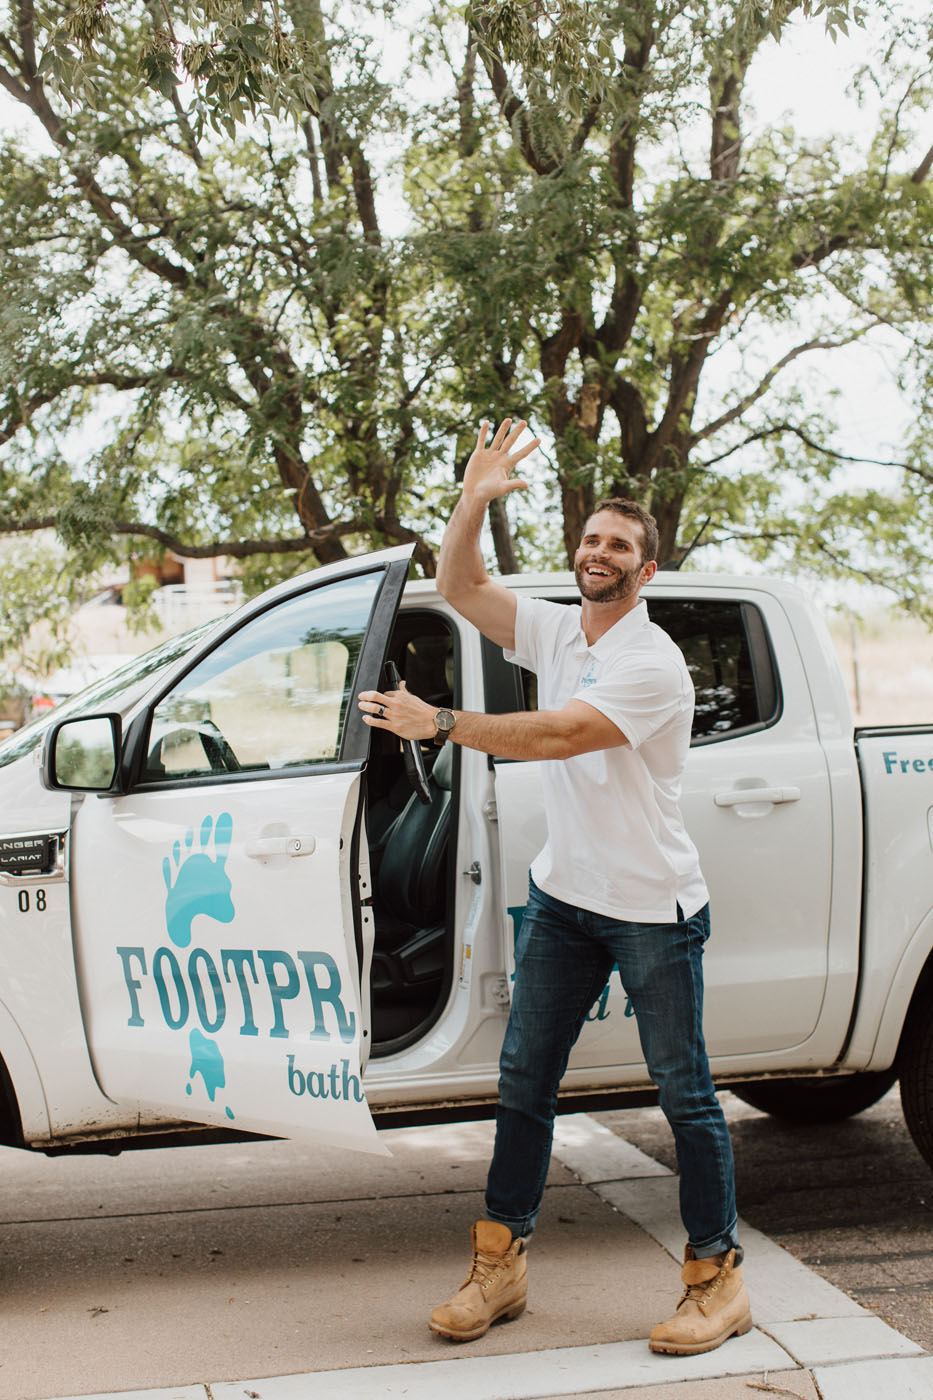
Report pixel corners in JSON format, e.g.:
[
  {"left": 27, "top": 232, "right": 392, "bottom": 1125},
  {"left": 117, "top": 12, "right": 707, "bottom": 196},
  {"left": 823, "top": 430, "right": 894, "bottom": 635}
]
[
  {"left": 714, "top": 786, "right": 801, "bottom": 807},
  {"left": 245, "top": 835, "right": 317, "bottom": 859}
]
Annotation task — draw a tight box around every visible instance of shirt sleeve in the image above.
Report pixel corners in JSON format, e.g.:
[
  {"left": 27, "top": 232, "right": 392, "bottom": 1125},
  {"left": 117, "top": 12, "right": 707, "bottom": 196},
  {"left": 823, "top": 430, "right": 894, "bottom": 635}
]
[{"left": 574, "top": 653, "right": 692, "bottom": 750}]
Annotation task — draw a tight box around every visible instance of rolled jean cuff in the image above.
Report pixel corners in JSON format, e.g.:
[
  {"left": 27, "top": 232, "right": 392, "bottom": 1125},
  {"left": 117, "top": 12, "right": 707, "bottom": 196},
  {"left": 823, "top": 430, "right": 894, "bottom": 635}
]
[
  {"left": 690, "top": 1217, "right": 740, "bottom": 1261},
  {"left": 484, "top": 1205, "right": 537, "bottom": 1240}
]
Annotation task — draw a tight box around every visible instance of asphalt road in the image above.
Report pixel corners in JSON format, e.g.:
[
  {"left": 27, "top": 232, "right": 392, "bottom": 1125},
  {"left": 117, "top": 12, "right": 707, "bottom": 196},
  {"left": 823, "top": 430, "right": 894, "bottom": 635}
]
[{"left": 597, "top": 1085, "right": 933, "bottom": 1352}]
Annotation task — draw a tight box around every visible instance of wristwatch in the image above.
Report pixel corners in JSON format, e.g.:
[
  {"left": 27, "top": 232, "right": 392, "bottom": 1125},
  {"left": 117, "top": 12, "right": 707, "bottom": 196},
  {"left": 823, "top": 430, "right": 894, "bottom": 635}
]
[{"left": 433, "top": 708, "right": 457, "bottom": 746}]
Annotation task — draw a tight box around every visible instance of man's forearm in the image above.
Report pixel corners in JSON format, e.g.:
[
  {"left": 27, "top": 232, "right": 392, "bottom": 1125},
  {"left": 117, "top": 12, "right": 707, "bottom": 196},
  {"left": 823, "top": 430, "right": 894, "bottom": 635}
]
[
  {"left": 451, "top": 708, "right": 570, "bottom": 760},
  {"left": 436, "top": 490, "right": 489, "bottom": 602},
  {"left": 358, "top": 686, "right": 628, "bottom": 757},
  {"left": 450, "top": 707, "right": 615, "bottom": 761}
]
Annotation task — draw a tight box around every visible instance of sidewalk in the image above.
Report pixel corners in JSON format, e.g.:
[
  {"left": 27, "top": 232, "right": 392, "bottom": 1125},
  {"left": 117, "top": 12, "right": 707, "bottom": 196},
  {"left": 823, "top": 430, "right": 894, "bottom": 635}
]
[{"left": 8, "top": 1114, "right": 933, "bottom": 1400}]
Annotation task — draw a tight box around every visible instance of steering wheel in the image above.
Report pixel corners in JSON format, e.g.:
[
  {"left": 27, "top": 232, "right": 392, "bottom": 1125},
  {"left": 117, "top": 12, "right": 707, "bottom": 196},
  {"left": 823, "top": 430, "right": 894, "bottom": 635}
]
[
  {"left": 200, "top": 721, "right": 242, "bottom": 773},
  {"left": 384, "top": 660, "right": 431, "bottom": 805}
]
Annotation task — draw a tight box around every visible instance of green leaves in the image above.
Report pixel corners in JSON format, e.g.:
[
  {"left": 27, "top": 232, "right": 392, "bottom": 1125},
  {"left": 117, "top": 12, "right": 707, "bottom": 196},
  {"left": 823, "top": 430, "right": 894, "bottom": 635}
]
[
  {"left": 140, "top": 28, "right": 180, "bottom": 99},
  {"left": 0, "top": 0, "right": 931, "bottom": 640},
  {"left": 34, "top": 1, "right": 325, "bottom": 133}
]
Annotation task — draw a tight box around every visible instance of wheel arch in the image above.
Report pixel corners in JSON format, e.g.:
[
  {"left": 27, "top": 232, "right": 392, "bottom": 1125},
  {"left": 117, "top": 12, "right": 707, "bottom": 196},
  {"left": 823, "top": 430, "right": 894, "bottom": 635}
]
[
  {"left": 896, "top": 940, "right": 933, "bottom": 1061},
  {"left": 0, "top": 1052, "right": 23, "bottom": 1148},
  {"left": 0, "top": 999, "right": 49, "bottom": 1147},
  {"left": 854, "top": 907, "right": 933, "bottom": 1071}
]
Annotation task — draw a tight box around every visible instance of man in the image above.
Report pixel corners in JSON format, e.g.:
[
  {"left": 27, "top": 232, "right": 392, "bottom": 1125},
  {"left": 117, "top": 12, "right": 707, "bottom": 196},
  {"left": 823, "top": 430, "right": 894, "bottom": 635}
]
[{"left": 358, "top": 418, "right": 750, "bottom": 1356}]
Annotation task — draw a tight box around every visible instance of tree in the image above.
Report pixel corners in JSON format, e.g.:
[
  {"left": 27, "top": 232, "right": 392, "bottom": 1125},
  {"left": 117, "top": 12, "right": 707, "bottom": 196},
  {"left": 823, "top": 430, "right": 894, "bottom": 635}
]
[
  {"left": 0, "top": 537, "right": 77, "bottom": 713},
  {"left": 0, "top": 0, "right": 931, "bottom": 624},
  {"left": 417, "top": 0, "right": 933, "bottom": 596},
  {"left": 1, "top": 0, "right": 454, "bottom": 599}
]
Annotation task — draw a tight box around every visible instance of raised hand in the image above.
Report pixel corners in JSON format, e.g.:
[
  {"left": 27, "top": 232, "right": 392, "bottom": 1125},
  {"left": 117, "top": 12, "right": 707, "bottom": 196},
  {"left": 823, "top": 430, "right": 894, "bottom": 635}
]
[{"left": 462, "top": 418, "right": 540, "bottom": 505}]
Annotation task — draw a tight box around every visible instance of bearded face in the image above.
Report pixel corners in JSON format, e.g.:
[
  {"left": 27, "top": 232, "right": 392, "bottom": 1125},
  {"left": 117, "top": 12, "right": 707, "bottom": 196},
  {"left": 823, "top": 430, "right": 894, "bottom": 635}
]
[
  {"left": 573, "top": 511, "right": 647, "bottom": 602},
  {"left": 573, "top": 553, "right": 644, "bottom": 602}
]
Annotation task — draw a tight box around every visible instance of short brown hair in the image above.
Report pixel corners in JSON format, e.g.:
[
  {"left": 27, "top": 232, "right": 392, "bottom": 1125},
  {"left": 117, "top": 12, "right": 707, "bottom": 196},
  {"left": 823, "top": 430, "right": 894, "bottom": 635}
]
[{"left": 588, "top": 498, "right": 659, "bottom": 563}]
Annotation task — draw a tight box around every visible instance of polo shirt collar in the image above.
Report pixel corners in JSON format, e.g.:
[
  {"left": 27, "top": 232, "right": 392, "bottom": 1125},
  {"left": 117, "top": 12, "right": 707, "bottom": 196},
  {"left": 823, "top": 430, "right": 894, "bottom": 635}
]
[{"left": 576, "top": 597, "right": 650, "bottom": 656}]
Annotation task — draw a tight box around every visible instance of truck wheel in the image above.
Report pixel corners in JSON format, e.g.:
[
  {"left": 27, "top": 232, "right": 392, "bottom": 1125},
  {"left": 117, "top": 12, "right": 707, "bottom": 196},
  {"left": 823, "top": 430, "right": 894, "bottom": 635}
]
[
  {"left": 900, "top": 1009, "right": 933, "bottom": 1171},
  {"left": 730, "top": 1070, "right": 898, "bottom": 1124}
]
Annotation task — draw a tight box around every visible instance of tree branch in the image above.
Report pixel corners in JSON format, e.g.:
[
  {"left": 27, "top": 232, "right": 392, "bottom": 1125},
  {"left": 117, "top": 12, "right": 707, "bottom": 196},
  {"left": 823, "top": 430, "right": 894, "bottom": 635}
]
[
  {"left": 788, "top": 137, "right": 933, "bottom": 274},
  {"left": 0, "top": 20, "right": 198, "bottom": 291},
  {"left": 15, "top": 0, "right": 38, "bottom": 79},
  {"left": 570, "top": 94, "right": 602, "bottom": 154},
  {"left": 471, "top": 17, "right": 559, "bottom": 176},
  {"left": 693, "top": 333, "right": 872, "bottom": 443},
  {"left": 911, "top": 140, "right": 933, "bottom": 185},
  {"left": 720, "top": 524, "right": 916, "bottom": 595},
  {"left": 0, "top": 515, "right": 367, "bottom": 558},
  {"left": 597, "top": 27, "right": 654, "bottom": 357},
  {"left": 1, "top": 370, "right": 253, "bottom": 447},
  {"left": 698, "top": 420, "right": 933, "bottom": 487},
  {"left": 645, "top": 289, "right": 732, "bottom": 468},
  {"left": 0, "top": 53, "right": 31, "bottom": 103},
  {"left": 169, "top": 86, "right": 205, "bottom": 169},
  {"left": 458, "top": 28, "right": 480, "bottom": 158},
  {"left": 301, "top": 118, "right": 324, "bottom": 203}
]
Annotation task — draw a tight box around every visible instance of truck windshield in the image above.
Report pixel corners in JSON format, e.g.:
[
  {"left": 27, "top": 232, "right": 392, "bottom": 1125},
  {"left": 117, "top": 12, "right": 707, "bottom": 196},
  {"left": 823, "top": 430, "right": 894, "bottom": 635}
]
[{"left": 0, "top": 622, "right": 213, "bottom": 771}]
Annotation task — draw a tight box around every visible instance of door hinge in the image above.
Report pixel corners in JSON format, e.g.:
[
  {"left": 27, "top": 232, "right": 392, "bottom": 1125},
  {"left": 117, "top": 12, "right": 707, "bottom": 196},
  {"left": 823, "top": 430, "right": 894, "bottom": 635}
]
[{"left": 483, "top": 799, "right": 498, "bottom": 823}]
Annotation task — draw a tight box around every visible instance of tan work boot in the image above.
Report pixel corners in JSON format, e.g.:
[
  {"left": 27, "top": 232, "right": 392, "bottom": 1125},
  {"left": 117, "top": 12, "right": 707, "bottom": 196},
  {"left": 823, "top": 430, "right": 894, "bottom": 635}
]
[
  {"left": 429, "top": 1220, "right": 528, "bottom": 1341},
  {"left": 649, "top": 1246, "right": 752, "bottom": 1355}
]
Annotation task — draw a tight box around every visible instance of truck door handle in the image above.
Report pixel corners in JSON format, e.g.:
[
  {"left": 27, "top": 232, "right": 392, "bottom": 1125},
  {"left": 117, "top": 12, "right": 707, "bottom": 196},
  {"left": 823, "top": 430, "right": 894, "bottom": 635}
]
[
  {"left": 714, "top": 786, "right": 801, "bottom": 808},
  {"left": 245, "top": 835, "right": 317, "bottom": 859}
]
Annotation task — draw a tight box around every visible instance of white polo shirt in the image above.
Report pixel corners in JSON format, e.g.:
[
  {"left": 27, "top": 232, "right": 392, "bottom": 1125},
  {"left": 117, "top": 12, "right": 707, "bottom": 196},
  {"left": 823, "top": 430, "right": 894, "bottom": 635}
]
[{"left": 505, "top": 595, "right": 708, "bottom": 923}]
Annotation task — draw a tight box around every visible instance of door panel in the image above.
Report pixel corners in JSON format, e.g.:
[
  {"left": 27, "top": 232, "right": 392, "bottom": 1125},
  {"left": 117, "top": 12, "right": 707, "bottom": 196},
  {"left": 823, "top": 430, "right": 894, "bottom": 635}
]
[{"left": 72, "top": 773, "right": 383, "bottom": 1151}]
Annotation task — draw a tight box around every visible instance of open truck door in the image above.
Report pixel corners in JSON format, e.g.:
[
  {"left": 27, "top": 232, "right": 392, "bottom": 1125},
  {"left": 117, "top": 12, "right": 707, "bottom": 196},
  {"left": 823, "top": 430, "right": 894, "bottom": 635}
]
[{"left": 44, "top": 549, "right": 414, "bottom": 1154}]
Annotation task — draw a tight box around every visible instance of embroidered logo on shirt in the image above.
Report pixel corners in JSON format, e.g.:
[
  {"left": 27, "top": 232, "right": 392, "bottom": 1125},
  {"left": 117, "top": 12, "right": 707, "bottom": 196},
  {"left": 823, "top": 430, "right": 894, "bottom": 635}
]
[{"left": 579, "top": 659, "right": 599, "bottom": 688}]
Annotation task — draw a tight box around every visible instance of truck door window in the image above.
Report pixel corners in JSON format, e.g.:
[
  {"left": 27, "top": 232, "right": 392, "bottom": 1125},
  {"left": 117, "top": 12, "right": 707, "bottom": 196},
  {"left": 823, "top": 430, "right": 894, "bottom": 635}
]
[
  {"left": 481, "top": 597, "right": 780, "bottom": 745},
  {"left": 651, "top": 599, "right": 780, "bottom": 742},
  {"left": 140, "top": 573, "right": 383, "bottom": 784}
]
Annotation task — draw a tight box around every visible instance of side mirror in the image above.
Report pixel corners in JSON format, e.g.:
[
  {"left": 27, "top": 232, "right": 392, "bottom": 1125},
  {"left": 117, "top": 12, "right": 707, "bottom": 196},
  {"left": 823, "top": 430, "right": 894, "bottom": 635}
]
[{"left": 40, "top": 714, "right": 122, "bottom": 793}]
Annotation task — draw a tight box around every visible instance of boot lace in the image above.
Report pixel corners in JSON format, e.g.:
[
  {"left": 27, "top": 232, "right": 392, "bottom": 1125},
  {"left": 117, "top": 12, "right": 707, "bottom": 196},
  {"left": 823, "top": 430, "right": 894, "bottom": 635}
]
[
  {"left": 679, "top": 1261, "right": 728, "bottom": 1311},
  {"left": 466, "top": 1246, "right": 511, "bottom": 1292}
]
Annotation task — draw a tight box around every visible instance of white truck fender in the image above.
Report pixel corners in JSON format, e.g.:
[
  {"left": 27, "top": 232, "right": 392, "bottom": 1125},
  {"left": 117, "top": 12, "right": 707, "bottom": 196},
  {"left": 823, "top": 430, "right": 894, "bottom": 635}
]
[
  {"left": 848, "top": 907, "right": 933, "bottom": 1071},
  {"left": 0, "top": 995, "right": 51, "bottom": 1143}
]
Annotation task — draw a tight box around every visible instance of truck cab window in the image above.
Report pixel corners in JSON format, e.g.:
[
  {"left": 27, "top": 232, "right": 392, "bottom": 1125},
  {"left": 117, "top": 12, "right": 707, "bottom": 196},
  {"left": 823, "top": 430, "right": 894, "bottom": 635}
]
[
  {"left": 482, "top": 597, "right": 780, "bottom": 745},
  {"left": 651, "top": 599, "right": 781, "bottom": 743}
]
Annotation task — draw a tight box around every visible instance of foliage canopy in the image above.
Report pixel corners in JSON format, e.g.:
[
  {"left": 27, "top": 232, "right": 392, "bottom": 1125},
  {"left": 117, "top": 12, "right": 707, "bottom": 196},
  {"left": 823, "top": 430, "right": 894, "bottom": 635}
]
[{"left": 0, "top": 0, "right": 932, "bottom": 654}]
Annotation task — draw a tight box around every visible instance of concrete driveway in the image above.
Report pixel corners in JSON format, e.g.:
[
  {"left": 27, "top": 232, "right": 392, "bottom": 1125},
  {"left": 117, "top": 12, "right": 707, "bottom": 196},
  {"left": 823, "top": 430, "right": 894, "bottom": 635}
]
[{"left": 2, "top": 1110, "right": 931, "bottom": 1400}]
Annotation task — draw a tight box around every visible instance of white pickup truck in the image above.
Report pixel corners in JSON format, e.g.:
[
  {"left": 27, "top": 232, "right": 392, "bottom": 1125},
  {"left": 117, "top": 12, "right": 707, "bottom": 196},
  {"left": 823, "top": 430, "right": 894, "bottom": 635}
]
[{"left": 1, "top": 545, "right": 931, "bottom": 1171}]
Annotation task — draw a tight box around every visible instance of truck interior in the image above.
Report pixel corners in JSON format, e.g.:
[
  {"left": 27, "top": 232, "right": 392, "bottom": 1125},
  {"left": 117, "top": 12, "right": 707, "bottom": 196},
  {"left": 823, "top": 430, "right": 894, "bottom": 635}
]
[{"left": 365, "top": 610, "right": 458, "bottom": 1057}]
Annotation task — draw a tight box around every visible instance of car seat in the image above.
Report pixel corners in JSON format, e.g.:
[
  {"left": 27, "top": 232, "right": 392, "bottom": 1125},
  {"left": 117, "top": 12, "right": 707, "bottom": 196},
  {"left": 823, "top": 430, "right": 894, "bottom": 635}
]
[{"left": 370, "top": 742, "right": 453, "bottom": 1041}]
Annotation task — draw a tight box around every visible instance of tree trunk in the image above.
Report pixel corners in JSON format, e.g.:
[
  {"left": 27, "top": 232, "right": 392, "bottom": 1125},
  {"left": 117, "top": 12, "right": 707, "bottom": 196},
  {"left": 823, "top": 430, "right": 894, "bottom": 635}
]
[
  {"left": 559, "top": 479, "right": 594, "bottom": 565},
  {"left": 488, "top": 496, "right": 521, "bottom": 575},
  {"left": 648, "top": 485, "right": 686, "bottom": 566}
]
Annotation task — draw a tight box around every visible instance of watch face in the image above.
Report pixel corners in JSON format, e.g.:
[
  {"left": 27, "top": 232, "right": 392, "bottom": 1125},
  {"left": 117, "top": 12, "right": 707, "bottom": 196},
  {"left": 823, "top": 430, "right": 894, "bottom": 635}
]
[{"left": 435, "top": 709, "right": 456, "bottom": 733}]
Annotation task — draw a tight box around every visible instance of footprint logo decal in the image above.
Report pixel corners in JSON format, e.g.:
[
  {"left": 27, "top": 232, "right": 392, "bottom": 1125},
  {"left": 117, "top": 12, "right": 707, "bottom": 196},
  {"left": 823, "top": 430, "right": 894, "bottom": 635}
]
[
  {"left": 162, "top": 813, "right": 236, "bottom": 1121},
  {"left": 163, "top": 813, "right": 235, "bottom": 950},
  {"left": 187, "top": 1029, "right": 235, "bottom": 1120}
]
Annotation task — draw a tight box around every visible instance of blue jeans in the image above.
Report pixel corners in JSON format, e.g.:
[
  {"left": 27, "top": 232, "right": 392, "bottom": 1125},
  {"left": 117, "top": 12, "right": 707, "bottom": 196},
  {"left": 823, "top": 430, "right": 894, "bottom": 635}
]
[{"left": 486, "top": 878, "right": 739, "bottom": 1259}]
